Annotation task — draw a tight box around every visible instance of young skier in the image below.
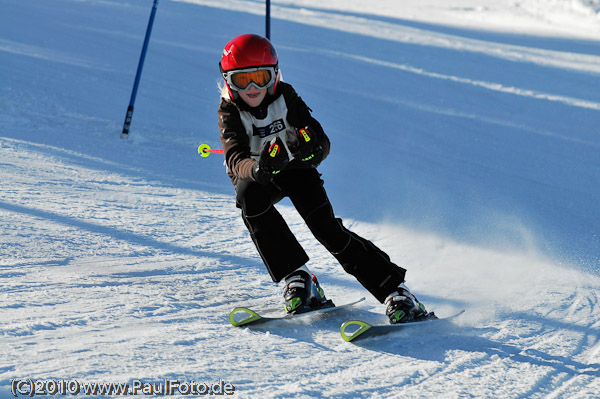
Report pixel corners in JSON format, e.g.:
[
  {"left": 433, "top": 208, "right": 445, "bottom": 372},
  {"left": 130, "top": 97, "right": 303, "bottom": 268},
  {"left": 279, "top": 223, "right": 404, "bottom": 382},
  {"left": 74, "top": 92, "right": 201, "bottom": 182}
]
[{"left": 217, "top": 33, "right": 430, "bottom": 324}]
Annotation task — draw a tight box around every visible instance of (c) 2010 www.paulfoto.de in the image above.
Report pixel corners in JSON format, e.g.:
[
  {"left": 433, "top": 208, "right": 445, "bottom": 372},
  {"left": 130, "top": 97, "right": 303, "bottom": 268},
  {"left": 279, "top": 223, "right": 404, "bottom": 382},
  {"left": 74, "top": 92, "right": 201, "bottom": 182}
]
[{"left": 10, "top": 378, "right": 236, "bottom": 396}]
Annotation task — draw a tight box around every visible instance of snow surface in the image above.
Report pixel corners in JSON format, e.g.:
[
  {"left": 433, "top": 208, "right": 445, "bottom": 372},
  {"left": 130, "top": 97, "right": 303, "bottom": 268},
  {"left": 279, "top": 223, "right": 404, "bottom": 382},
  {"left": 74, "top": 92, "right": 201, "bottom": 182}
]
[{"left": 1, "top": 0, "right": 600, "bottom": 397}]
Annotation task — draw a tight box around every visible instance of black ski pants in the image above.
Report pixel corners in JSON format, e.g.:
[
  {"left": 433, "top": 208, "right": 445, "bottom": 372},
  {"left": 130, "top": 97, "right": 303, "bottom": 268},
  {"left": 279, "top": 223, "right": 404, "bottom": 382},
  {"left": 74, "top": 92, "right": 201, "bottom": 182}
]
[{"left": 235, "top": 167, "right": 406, "bottom": 303}]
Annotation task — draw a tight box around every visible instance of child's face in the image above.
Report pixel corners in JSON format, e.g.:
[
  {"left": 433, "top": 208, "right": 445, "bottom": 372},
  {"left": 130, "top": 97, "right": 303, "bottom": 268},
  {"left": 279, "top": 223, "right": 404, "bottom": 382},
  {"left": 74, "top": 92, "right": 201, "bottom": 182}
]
[{"left": 238, "top": 86, "right": 267, "bottom": 108}]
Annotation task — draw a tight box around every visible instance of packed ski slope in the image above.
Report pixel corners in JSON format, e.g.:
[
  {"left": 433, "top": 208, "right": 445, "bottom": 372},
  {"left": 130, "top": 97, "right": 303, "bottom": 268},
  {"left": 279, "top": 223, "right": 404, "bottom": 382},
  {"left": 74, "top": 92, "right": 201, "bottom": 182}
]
[{"left": 1, "top": 0, "right": 600, "bottom": 398}]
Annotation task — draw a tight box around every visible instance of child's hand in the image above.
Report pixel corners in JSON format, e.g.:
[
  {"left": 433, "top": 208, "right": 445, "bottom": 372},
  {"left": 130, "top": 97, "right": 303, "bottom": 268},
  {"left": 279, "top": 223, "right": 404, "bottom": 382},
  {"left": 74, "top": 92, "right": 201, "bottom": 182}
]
[
  {"left": 252, "top": 136, "right": 289, "bottom": 183},
  {"left": 287, "top": 126, "right": 323, "bottom": 167}
]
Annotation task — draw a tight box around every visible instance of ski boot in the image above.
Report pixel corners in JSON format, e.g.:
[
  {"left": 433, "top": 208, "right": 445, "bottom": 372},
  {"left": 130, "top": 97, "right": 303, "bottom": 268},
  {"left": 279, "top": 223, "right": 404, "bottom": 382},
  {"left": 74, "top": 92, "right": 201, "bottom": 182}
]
[
  {"left": 385, "top": 283, "right": 434, "bottom": 324},
  {"left": 283, "top": 269, "right": 334, "bottom": 314}
]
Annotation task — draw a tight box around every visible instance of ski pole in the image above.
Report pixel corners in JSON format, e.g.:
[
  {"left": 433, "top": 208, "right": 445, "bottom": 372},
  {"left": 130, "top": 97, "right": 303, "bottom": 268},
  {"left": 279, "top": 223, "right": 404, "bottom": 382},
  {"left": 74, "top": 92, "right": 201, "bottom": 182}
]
[
  {"left": 197, "top": 144, "right": 259, "bottom": 158},
  {"left": 198, "top": 144, "right": 223, "bottom": 157},
  {"left": 121, "top": 0, "right": 160, "bottom": 139}
]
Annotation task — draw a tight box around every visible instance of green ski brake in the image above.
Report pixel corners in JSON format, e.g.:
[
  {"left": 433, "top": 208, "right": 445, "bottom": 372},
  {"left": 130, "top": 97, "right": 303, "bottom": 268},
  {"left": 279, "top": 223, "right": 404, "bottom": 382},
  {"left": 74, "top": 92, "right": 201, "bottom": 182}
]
[
  {"left": 229, "top": 307, "right": 262, "bottom": 327},
  {"left": 340, "top": 320, "right": 373, "bottom": 342}
]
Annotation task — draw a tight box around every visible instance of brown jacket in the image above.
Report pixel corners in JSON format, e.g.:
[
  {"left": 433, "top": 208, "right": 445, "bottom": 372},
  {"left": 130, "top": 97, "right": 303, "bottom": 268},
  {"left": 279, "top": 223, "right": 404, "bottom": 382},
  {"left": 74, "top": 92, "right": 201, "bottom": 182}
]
[{"left": 218, "top": 82, "right": 330, "bottom": 185}]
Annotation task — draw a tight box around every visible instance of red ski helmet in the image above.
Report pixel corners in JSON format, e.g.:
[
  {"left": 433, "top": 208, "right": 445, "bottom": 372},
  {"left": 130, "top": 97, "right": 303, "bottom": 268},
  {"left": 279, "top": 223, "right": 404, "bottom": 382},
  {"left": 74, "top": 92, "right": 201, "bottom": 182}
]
[{"left": 219, "top": 34, "right": 279, "bottom": 99}]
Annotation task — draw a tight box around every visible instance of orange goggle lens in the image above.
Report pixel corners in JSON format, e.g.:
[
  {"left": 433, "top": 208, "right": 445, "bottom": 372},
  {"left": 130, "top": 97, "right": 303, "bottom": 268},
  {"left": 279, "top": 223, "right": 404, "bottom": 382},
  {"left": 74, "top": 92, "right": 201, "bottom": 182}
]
[{"left": 230, "top": 69, "right": 272, "bottom": 91}]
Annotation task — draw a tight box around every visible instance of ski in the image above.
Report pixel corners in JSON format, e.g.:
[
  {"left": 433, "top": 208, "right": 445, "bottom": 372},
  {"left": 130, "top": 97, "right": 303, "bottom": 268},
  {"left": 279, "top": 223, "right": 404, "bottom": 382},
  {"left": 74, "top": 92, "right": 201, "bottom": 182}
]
[
  {"left": 229, "top": 297, "right": 366, "bottom": 327},
  {"left": 340, "top": 309, "right": 465, "bottom": 342}
]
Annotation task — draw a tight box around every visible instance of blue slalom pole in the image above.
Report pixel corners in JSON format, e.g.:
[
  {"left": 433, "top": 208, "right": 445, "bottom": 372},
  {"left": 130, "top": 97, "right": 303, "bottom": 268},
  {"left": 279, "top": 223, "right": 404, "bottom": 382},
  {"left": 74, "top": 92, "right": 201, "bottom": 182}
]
[
  {"left": 265, "top": 0, "right": 270, "bottom": 40},
  {"left": 121, "top": 0, "right": 160, "bottom": 139}
]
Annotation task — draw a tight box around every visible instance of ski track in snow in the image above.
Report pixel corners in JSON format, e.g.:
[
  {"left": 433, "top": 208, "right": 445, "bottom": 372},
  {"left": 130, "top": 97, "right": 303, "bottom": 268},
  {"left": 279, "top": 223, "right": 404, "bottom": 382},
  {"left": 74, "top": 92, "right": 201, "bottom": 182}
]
[
  {"left": 179, "top": 0, "right": 600, "bottom": 72},
  {"left": 2, "top": 0, "right": 600, "bottom": 398},
  {"left": 290, "top": 46, "right": 600, "bottom": 112}
]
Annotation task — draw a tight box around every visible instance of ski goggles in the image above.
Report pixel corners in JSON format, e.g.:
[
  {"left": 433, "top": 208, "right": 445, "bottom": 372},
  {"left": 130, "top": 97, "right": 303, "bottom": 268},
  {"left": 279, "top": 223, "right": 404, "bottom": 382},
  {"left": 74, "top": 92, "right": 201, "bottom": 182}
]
[{"left": 222, "top": 66, "right": 277, "bottom": 92}]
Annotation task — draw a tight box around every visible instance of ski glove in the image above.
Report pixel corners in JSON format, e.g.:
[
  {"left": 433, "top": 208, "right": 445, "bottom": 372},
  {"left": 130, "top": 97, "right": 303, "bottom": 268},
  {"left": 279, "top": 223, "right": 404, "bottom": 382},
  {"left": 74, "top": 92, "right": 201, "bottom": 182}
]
[
  {"left": 287, "top": 126, "right": 324, "bottom": 168},
  {"left": 252, "top": 136, "right": 290, "bottom": 184}
]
